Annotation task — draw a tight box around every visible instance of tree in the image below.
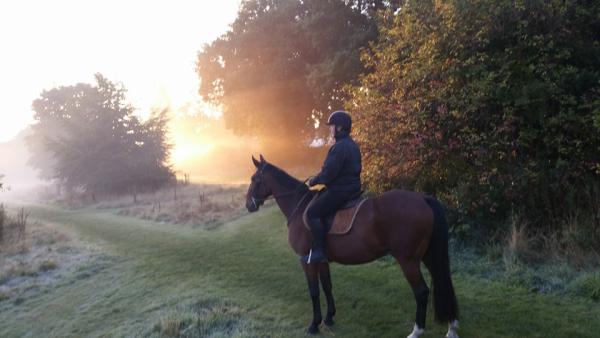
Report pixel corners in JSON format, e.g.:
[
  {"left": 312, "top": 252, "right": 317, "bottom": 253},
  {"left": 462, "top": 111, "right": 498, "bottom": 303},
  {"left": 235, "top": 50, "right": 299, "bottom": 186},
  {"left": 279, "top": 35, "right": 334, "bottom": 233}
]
[
  {"left": 197, "top": 0, "right": 378, "bottom": 157},
  {"left": 346, "top": 0, "right": 400, "bottom": 15},
  {"left": 348, "top": 0, "right": 600, "bottom": 231},
  {"left": 27, "top": 74, "right": 174, "bottom": 197}
]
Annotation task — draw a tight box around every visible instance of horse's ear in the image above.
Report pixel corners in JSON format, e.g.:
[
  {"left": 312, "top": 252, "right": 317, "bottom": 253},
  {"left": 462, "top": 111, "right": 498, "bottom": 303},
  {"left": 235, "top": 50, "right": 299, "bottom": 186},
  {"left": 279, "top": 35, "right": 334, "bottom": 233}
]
[
  {"left": 259, "top": 154, "right": 266, "bottom": 163},
  {"left": 252, "top": 155, "right": 260, "bottom": 168}
]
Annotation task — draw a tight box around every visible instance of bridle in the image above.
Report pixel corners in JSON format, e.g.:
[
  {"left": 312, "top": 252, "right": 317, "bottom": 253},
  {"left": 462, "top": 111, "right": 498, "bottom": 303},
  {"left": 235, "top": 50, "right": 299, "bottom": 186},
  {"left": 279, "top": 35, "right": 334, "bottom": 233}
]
[
  {"left": 249, "top": 167, "right": 312, "bottom": 225},
  {"left": 249, "top": 168, "right": 310, "bottom": 204}
]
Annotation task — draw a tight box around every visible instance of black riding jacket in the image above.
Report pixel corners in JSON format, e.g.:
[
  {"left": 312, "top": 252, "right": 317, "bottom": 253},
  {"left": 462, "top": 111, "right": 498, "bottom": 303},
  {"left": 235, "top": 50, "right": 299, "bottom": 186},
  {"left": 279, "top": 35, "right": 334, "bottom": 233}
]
[{"left": 311, "top": 133, "right": 362, "bottom": 192}]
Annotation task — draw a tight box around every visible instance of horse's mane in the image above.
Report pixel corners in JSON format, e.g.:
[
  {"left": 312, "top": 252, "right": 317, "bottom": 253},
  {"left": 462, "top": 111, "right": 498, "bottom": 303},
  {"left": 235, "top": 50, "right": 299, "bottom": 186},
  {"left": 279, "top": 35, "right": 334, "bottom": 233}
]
[{"left": 264, "top": 163, "right": 310, "bottom": 193}]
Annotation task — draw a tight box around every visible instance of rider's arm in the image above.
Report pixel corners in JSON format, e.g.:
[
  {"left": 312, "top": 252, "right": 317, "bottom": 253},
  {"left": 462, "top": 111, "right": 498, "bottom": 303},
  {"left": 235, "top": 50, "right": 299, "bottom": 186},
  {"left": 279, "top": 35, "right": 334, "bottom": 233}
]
[{"left": 310, "top": 143, "right": 345, "bottom": 186}]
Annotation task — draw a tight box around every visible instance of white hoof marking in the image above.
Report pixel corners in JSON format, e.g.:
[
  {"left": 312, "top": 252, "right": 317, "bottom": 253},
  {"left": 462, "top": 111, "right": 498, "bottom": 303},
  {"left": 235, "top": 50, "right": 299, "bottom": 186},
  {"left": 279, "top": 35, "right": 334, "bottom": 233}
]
[
  {"left": 446, "top": 319, "right": 459, "bottom": 338},
  {"left": 407, "top": 323, "right": 425, "bottom": 338}
]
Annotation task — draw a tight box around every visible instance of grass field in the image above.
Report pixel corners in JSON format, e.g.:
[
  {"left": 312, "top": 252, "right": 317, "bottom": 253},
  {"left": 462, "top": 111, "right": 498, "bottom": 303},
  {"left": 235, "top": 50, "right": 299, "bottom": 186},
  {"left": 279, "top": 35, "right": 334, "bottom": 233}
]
[{"left": 0, "top": 203, "right": 598, "bottom": 337}]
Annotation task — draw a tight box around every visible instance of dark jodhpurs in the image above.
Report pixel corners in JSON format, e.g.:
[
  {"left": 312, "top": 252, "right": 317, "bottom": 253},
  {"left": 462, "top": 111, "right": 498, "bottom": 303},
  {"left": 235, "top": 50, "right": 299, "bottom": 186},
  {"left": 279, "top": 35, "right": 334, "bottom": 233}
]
[{"left": 306, "top": 190, "right": 356, "bottom": 250}]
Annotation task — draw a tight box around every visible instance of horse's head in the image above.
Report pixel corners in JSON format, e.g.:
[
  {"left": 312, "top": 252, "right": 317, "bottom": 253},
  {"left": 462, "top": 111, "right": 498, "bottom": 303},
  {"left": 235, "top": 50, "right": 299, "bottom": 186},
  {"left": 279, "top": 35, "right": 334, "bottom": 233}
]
[{"left": 246, "top": 154, "right": 273, "bottom": 212}]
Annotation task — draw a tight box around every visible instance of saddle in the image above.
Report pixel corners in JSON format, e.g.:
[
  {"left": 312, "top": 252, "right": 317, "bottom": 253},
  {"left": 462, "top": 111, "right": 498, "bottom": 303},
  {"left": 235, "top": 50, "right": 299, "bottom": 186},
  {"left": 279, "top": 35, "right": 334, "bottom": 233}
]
[{"left": 302, "top": 191, "right": 368, "bottom": 235}]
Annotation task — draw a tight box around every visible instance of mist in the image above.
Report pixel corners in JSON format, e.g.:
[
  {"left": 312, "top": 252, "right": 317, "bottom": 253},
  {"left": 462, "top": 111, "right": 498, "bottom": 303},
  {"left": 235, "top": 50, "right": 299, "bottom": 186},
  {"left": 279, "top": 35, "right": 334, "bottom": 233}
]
[
  {"left": 0, "top": 128, "right": 44, "bottom": 198},
  {"left": 169, "top": 111, "right": 325, "bottom": 184},
  {"left": 0, "top": 111, "right": 325, "bottom": 203}
]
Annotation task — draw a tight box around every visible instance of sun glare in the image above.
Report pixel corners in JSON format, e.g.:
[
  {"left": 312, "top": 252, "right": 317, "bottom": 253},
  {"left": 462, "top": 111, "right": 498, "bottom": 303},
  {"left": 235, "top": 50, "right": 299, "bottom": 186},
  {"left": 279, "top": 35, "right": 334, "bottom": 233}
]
[
  {"left": 169, "top": 117, "right": 215, "bottom": 166},
  {"left": 171, "top": 141, "right": 215, "bottom": 165}
]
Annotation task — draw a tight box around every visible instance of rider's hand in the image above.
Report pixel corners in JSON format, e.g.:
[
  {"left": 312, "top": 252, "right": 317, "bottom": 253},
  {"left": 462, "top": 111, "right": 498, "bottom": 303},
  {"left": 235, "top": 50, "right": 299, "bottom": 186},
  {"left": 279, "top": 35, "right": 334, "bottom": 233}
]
[{"left": 307, "top": 177, "right": 325, "bottom": 191}]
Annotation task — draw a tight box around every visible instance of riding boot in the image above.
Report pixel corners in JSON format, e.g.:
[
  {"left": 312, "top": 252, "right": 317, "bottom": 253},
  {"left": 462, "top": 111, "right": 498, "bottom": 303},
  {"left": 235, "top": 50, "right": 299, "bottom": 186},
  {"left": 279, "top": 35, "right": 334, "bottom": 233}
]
[{"left": 301, "top": 217, "right": 328, "bottom": 264}]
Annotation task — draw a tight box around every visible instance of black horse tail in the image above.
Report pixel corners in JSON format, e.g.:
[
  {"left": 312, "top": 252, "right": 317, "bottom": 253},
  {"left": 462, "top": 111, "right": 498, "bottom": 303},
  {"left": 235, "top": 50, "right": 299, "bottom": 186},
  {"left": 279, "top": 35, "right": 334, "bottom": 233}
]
[{"left": 424, "top": 196, "right": 459, "bottom": 324}]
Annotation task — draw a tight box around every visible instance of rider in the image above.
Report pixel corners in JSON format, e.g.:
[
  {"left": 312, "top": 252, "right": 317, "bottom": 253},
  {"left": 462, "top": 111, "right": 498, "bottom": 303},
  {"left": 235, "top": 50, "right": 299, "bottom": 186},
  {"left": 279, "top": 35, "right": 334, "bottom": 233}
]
[{"left": 302, "top": 110, "right": 362, "bottom": 263}]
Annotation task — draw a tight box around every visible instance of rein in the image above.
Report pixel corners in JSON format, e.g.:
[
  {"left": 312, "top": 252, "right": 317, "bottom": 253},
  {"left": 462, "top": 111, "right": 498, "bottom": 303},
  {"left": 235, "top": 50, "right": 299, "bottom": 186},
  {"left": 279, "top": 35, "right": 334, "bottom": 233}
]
[
  {"left": 250, "top": 173, "right": 313, "bottom": 226},
  {"left": 249, "top": 189, "right": 303, "bottom": 213},
  {"left": 250, "top": 188, "right": 299, "bottom": 202},
  {"left": 286, "top": 190, "right": 311, "bottom": 227}
]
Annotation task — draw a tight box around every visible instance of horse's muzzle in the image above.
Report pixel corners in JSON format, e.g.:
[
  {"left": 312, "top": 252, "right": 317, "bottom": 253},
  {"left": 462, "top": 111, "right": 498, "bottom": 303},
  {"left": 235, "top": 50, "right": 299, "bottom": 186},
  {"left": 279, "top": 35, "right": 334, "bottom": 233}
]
[{"left": 246, "top": 199, "right": 259, "bottom": 212}]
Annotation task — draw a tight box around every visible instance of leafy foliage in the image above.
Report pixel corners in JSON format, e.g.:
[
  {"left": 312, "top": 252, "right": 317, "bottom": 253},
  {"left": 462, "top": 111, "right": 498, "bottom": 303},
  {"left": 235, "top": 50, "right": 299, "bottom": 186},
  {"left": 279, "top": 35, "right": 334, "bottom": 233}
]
[
  {"left": 347, "top": 0, "right": 600, "bottom": 233},
  {"left": 27, "top": 74, "right": 174, "bottom": 196}
]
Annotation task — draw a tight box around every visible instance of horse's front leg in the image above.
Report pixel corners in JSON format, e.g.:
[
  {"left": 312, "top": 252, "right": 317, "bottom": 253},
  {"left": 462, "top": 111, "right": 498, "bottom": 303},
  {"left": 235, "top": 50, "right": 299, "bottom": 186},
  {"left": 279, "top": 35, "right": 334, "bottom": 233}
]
[
  {"left": 318, "top": 262, "right": 336, "bottom": 326},
  {"left": 301, "top": 262, "right": 322, "bottom": 334}
]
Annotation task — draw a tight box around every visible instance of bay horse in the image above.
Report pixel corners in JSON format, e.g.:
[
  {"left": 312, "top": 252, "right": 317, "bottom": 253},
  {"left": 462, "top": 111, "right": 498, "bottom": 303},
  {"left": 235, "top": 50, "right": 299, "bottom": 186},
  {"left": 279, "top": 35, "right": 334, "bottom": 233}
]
[{"left": 245, "top": 155, "right": 459, "bottom": 338}]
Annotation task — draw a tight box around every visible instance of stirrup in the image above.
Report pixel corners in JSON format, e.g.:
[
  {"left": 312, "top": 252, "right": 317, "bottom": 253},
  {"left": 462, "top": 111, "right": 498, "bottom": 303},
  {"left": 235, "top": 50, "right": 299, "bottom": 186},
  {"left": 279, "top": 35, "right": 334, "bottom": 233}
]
[{"left": 300, "top": 249, "right": 328, "bottom": 264}]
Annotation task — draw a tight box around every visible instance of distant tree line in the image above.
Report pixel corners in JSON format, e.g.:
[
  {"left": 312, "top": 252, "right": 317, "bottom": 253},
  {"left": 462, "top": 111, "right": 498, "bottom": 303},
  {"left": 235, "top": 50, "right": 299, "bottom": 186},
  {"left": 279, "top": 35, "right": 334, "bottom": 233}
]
[
  {"left": 197, "top": 0, "right": 600, "bottom": 239},
  {"left": 27, "top": 74, "right": 174, "bottom": 199}
]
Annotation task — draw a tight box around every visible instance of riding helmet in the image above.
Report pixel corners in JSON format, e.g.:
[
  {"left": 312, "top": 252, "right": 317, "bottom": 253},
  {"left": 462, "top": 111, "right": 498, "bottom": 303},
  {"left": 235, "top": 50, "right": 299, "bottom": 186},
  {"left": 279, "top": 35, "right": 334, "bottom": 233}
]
[{"left": 326, "top": 110, "right": 352, "bottom": 131}]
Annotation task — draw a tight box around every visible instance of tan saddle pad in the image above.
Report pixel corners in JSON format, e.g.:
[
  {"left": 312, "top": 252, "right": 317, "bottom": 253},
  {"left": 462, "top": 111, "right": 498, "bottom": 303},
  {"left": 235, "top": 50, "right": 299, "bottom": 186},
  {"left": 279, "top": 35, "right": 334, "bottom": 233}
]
[{"left": 302, "top": 194, "right": 368, "bottom": 235}]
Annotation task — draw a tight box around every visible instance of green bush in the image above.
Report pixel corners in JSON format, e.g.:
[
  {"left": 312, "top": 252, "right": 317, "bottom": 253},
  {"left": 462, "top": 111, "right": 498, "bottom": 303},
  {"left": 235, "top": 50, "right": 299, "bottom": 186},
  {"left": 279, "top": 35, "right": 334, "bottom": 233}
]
[{"left": 348, "top": 0, "right": 600, "bottom": 238}]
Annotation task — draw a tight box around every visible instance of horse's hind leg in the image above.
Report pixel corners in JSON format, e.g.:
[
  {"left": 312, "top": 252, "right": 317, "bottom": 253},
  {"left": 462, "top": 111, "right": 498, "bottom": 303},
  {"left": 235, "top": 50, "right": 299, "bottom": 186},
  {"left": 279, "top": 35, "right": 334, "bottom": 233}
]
[
  {"left": 422, "top": 254, "right": 460, "bottom": 338},
  {"left": 301, "top": 262, "right": 322, "bottom": 334},
  {"left": 395, "top": 256, "right": 429, "bottom": 338},
  {"left": 318, "top": 262, "right": 336, "bottom": 326}
]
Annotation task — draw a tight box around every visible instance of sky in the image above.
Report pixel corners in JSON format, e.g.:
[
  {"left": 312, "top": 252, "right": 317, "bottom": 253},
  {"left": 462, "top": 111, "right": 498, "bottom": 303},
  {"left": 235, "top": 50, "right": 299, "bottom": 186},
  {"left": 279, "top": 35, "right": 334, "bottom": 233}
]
[{"left": 0, "top": 0, "right": 241, "bottom": 143}]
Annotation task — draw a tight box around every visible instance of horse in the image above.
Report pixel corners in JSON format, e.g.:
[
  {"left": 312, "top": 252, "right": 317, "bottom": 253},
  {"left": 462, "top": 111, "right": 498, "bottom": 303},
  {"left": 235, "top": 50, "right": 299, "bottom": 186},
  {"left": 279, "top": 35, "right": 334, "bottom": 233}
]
[{"left": 245, "top": 155, "right": 459, "bottom": 338}]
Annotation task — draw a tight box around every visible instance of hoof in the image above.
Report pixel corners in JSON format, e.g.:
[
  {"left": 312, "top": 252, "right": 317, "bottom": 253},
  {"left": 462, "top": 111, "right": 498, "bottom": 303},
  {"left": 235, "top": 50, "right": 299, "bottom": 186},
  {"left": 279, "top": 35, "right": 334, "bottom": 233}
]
[
  {"left": 324, "top": 318, "right": 335, "bottom": 327},
  {"left": 406, "top": 323, "right": 425, "bottom": 338},
  {"left": 307, "top": 324, "right": 319, "bottom": 335},
  {"left": 446, "top": 328, "right": 459, "bottom": 338},
  {"left": 446, "top": 319, "right": 459, "bottom": 338}
]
